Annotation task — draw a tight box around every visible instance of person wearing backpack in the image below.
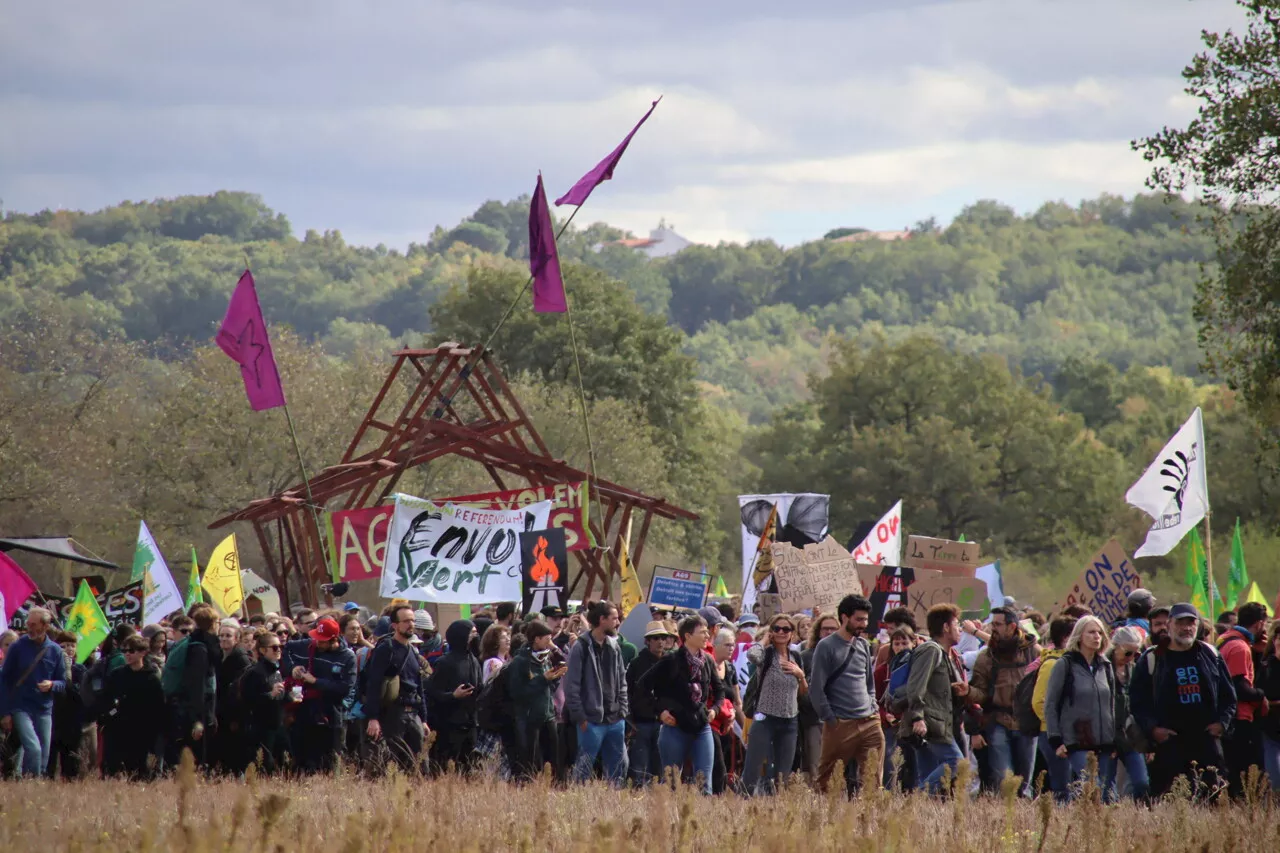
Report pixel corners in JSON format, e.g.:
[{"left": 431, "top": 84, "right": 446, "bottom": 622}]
[
  {"left": 900, "top": 603, "right": 969, "bottom": 795},
  {"left": 161, "top": 603, "right": 222, "bottom": 769},
  {"left": 565, "top": 602, "right": 631, "bottom": 785},
  {"left": 1044, "top": 615, "right": 1116, "bottom": 799},
  {"left": 809, "top": 594, "right": 881, "bottom": 793},
  {"left": 1130, "top": 602, "right": 1237, "bottom": 799},
  {"left": 874, "top": 625, "right": 916, "bottom": 789},
  {"left": 1217, "top": 601, "right": 1269, "bottom": 797},
  {"left": 100, "top": 635, "right": 165, "bottom": 778},
  {"left": 0, "top": 607, "right": 67, "bottom": 778},
  {"left": 504, "top": 620, "right": 567, "bottom": 781},
  {"left": 739, "top": 613, "right": 807, "bottom": 795},
  {"left": 968, "top": 606, "right": 1040, "bottom": 796},
  {"left": 363, "top": 605, "right": 429, "bottom": 775},
  {"left": 1026, "top": 615, "right": 1077, "bottom": 799},
  {"left": 626, "top": 620, "right": 674, "bottom": 786},
  {"left": 281, "top": 616, "right": 357, "bottom": 774}
]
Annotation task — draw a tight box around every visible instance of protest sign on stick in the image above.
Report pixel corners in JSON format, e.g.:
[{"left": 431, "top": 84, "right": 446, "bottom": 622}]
[
  {"left": 905, "top": 576, "right": 990, "bottom": 624},
  {"left": 1058, "top": 540, "right": 1141, "bottom": 624},
  {"left": 771, "top": 536, "right": 862, "bottom": 613},
  {"left": 902, "top": 535, "right": 980, "bottom": 576}
]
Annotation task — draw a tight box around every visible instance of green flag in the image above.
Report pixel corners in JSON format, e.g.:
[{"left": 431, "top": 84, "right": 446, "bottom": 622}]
[
  {"left": 713, "top": 574, "right": 729, "bottom": 598},
  {"left": 1187, "top": 527, "right": 1213, "bottom": 617},
  {"left": 66, "top": 579, "right": 110, "bottom": 664},
  {"left": 1227, "top": 518, "right": 1249, "bottom": 610},
  {"left": 186, "top": 546, "right": 204, "bottom": 609},
  {"left": 459, "top": 603, "right": 472, "bottom": 619}
]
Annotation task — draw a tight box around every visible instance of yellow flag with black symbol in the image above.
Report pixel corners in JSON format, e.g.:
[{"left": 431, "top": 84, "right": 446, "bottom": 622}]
[{"left": 201, "top": 534, "right": 244, "bottom": 616}]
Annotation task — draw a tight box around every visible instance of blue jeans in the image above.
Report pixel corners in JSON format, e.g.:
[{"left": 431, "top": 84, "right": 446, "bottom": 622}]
[
  {"left": 741, "top": 715, "right": 798, "bottom": 795},
  {"left": 1263, "top": 735, "right": 1280, "bottom": 792},
  {"left": 1104, "top": 749, "right": 1151, "bottom": 802},
  {"left": 574, "top": 719, "right": 628, "bottom": 784},
  {"left": 628, "top": 720, "right": 662, "bottom": 786},
  {"left": 1067, "top": 750, "right": 1114, "bottom": 800},
  {"left": 12, "top": 710, "right": 53, "bottom": 778},
  {"left": 658, "top": 723, "right": 716, "bottom": 794},
  {"left": 1037, "top": 733, "right": 1070, "bottom": 801},
  {"left": 916, "top": 739, "right": 964, "bottom": 794},
  {"left": 986, "top": 723, "right": 1034, "bottom": 796}
]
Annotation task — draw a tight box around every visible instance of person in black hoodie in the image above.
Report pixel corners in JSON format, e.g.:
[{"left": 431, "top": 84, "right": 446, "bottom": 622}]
[
  {"left": 239, "top": 629, "right": 289, "bottom": 774},
  {"left": 626, "top": 621, "right": 673, "bottom": 787},
  {"left": 638, "top": 614, "right": 725, "bottom": 794},
  {"left": 47, "top": 631, "right": 87, "bottom": 779},
  {"left": 163, "top": 604, "right": 222, "bottom": 768},
  {"left": 282, "top": 617, "right": 357, "bottom": 774},
  {"left": 101, "top": 635, "right": 166, "bottom": 778},
  {"left": 425, "top": 619, "right": 481, "bottom": 775},
  {"left": 214, "top": 621, "right": 252, "bottom": 774}
]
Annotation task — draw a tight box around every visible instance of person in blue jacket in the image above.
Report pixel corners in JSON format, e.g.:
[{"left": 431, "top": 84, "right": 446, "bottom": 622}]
[
  {"left": 0, "top": 607, "right": 68, "bottom": 777},
  {"left": 283, "top": 617, "right": 356, "bottom": 774}
]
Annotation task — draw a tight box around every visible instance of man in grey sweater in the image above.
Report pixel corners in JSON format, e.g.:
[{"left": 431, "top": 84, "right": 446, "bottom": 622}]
[{"left": 808, "top": 594, "right": 883, "bottom": 792}]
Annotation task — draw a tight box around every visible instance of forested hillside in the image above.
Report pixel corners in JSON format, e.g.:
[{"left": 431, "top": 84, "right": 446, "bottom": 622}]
[{"left": 3, "top": 190, "right": 1277, "bottom": 605}]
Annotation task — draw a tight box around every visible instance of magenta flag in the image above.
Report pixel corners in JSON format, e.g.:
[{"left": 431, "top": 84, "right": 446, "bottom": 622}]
[
  {"left": 216, "top": 270, "right": 287, "bottom": 411},
  {"left": 555, "top": 97, "right": 661, "bottom": 207},
  {"left": 530, "top": 174, "right": 568, "bottom": 313},
  {"left": 0, "top": 550, "right": 37, "bottom": 625}
]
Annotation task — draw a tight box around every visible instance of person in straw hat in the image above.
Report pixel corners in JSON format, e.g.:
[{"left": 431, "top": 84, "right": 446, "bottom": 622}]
[{"left": 625, "top": 619, "right": 676, "bottom": 786}]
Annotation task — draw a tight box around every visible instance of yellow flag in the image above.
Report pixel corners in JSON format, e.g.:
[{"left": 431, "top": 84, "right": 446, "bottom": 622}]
[
  {"left": 202, "top": 534, "right": 244, "bottom": 616},
  {"left": 1243, "top": 581, "right": 1275, "bottom": 618},
  {"left": 618, "top": 515, "right": 644, "bottom": 617}
]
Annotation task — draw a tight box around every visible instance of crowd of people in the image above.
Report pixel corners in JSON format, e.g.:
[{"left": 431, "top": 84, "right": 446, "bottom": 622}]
[{"left": 2, "top": 588, "right": 1279, "bottom": 803}]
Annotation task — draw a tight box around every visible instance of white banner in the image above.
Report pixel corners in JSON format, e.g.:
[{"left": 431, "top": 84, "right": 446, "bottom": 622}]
[
  {"left": 1126, "top": 408, "right": 1209, "bottom": 558},
  {"left": 136, "top": 521, "right": 183, "bottom": 621},
  {"left": 851, "top": 499, "right": 903, "bottom": 566},
  {"left": 378, "top": 494, "right": 552, "bottom": 603},
  {"left": 738, "top": 493, "right": 829, "bottom": 613}
]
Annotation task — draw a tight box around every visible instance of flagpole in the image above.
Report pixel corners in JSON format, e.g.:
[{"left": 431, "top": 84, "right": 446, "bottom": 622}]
[
  {"left": 282, "top": 401, "right": 330, "bottom": 603},
  {"left": 1204, "top": 511, "right": 1216, "bottom": 609},
  {"left": 561, "top": 285, "right": 608, "bottom": 551}
]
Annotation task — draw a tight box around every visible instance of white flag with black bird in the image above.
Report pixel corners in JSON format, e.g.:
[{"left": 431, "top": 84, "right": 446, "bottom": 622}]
[{"left": 1125, "top": 407, "right": 1209, "bottom": 558}]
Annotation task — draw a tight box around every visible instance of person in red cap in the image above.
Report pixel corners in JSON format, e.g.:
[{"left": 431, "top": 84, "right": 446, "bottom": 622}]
[{"left": 282, "top": 616, "right": 356, "bottom": 774}]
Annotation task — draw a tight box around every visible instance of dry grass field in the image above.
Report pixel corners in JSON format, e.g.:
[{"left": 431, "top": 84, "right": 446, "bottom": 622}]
[{"left": 2, "top": 758, "right": 1278, "bottom": 853}]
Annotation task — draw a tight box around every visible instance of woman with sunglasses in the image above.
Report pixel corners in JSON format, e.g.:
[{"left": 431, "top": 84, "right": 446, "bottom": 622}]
[
  {"left": 1103, "top": 626, "right": 1149, "bottom": 802},
  {"left": 99, "top": 635, "right": 165, "bottom": 778},
  {"left": 240, "top": 629, "right": 289, "bottom": 774},
  {"left": 741, "top": 614, "right": 808, "bottom": 795}
]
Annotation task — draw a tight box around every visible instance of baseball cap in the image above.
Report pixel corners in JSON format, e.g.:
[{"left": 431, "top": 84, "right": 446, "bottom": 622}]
[
  {"left": 414, "top": 609, "right": 435, "bottom": 632},
  {"left": 697, "top": 606, "right": 724, "bottom": 627},
  {"left": 309, "top": 617, "right": 341, "bottom": 643},
  {"left": 1128, "top": 588, "right": 1156, "bottom": 606},
  {"left": 1169, "top": 602, "right": 1200, "bottom": 621},
  {"left": 738, "top": 613, "right": 760, "bottom": 627},
  {"left": 540, "top": 605, "right": 566, "bottom": 619},
  {"left": 343, "top": 602, "right": 361, "bottom": 612}
]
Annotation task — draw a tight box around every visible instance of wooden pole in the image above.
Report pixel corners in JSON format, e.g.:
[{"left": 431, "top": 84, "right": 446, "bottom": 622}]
[{"left": 1204, "top": 511, "right": 1216, "bottom": 612}]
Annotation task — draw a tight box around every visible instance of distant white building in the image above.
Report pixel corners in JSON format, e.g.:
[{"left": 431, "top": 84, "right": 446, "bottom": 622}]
[{"left": 602, "top": 223, "right": 692, "bottom": 259}]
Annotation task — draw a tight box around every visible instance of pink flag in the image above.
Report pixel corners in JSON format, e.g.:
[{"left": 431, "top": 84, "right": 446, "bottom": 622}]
[
  {"left": 216, "top": 270, "right": 286, "bottom": 411},
  {"left": 0, "top": 550, "right": 37, "bottom": 625},
  {"left": 529, "top": 174, "right": 567, "bottom": 313},
  {"left": 555, "top": 97, "right": 661, "bottom": 207}
]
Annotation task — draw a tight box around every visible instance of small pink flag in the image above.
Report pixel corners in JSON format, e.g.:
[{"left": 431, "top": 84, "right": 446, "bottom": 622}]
[
  {"left": 555, "top": 97, "right": 661, "bottom": 207},
  {"left": 529, "top": 174, "right": 567, "bottom": 313},
  {"left": 0, "top": 550, "right": 38, "bottom": 625},
  {"left": 216, "top": 270, "right": 286, "bottom": 411}
]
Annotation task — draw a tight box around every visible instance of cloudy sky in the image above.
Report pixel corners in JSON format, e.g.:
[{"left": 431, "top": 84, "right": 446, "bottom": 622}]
[{"left": 0, "top": 0, "right": 1246, "bottom": 248}]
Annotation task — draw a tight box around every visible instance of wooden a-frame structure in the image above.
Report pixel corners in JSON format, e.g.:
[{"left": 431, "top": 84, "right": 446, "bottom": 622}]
[{"left": 210, "top": 343, "right": 697, "bottom": 608}]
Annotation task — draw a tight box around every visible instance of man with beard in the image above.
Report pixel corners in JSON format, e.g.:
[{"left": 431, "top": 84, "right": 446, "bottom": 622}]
[
  {"left": 364, "top": 605, "right": 430, "bottom": 775},
  {"left": 1131, "top": 603, "right": 1236, "bottom": 798},
  {"left": 968, "top": 606, "right": 1040, "bottom": 795},
  {"left": 565, "top": 601, "right": 629, "bottom": 784},
  {"left": 809, "top": 594, "right": 881, "bottom": 793},
  {"left": 425, "top": 619, "right": 482, "bottom": 774},
  {"left": 1148, "top": 607, "right": 1170, "bottom": 645}
]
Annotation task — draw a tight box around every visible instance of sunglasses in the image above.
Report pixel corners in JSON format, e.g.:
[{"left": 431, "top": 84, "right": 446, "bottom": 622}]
[
  {"left": 276, "top": 630, "right": 290, "bottom": 637},
  {"left": 263, "top": 644, "right": 282, "bottom": 651},
  {"left": 770, "top": 625, "right": 794, "bottom": 634}
]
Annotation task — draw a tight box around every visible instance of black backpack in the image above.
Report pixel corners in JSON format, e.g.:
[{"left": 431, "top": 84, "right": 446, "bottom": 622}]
[
  {"left": 1013, "top": 666, "right": 1046, "bottom": 736},
  {"left": 742, "top": 647, "right": 776, "bottom": 717},
  {"left": 476, "top": 662, "right": 515, "bottom": 733}
]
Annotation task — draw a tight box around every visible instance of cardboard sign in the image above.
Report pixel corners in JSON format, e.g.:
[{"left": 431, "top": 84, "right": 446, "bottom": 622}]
[
  {"left": 1060, "top": 540, "right": 1141, "bottom": 624},
  {"left": 771, "top": 535, "right": 862, "bottom": 613},
  {"left": 755, "top": 592, "right": 783, "bottom": 622},
  {"left": 905, "top": 576, "right": 990, "bottom": 624},
  {"left": 903, "top": 536, "right": 980, "bottom": 576},
  {"left": 520, "top": 528, "right": 568, "bottom": 616},
  {"left": 856, "top": 565, "right": 943, "bottom": 628},
  {"left": 448, "top": 481, "right": 593, "bottom": 551},
  {"left": 648, "top": 566, "right": 709, "bottom": 610},
  {"left": 379, "top": 493, "right": 552, "bottom": 603}
]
